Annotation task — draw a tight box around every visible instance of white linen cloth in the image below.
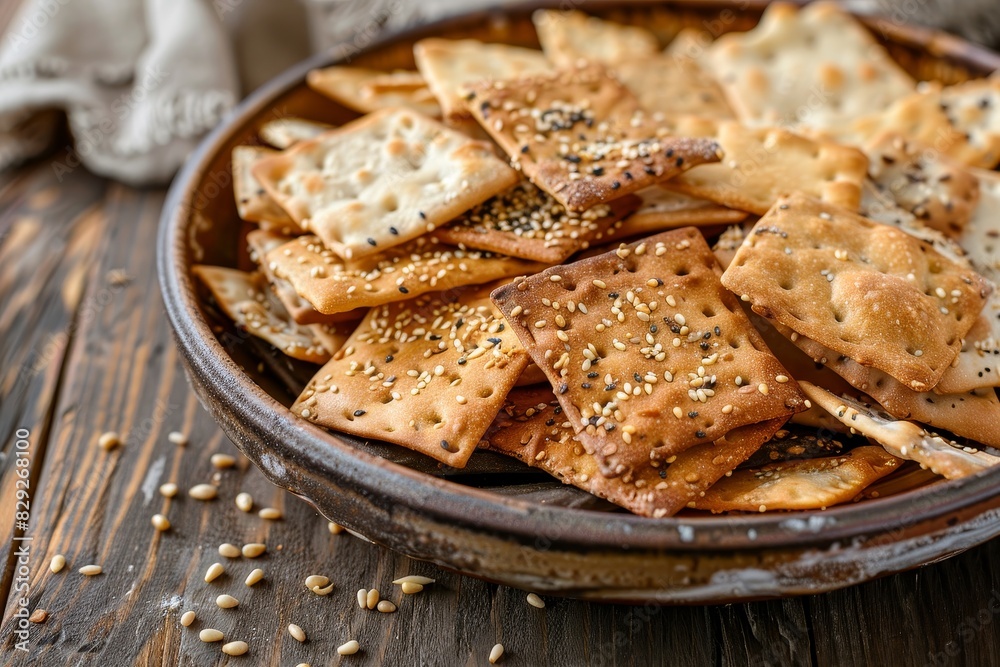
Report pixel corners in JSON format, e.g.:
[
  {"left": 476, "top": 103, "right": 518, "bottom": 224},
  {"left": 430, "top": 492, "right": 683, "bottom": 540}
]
[{"left": 0, "top": 0, "right": 238, "bottom": 185}]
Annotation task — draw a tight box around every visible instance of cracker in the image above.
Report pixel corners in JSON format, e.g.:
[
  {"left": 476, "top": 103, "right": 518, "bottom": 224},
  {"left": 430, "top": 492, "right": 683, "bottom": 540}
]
[
  {"left": 462, "top": 64, "right": 721, "bottom": 212},
  {"left": 266, "top": 234, "right": 544, "bottom": 315},
  {"left": 738, "top": 423, "right": 858, "bottom": 470},
  {"left": 252, "top": 108, "right": 520, "bottom": 260},
  {"left": 960, "top": 168, "right": 1000, "bottom": 283},
  {"left": 721, "top": 194, "right": 991, "bottom": 391},
  {"left": 707, "top": 1, "right": 914, "bottom": 129},
  {"left": 801, "top": 382, "right": 1000, "bottom": 480},
  {"left": 413, "top": 38, "right": 550, "bottom": 122},
  {"left": 846, "top": 80, "right": 1000, "bottom": 169},
  {"left": 864, "top": 132, "right": 980, "bottom": 238},
  {"left": 292, "top": 289, "right": 529, "bottom": 467},
  {"left": 432, "top": 182, "right": 638, "bottom": 264},
  {"left": 192, "top": 265, "right": 332, "bottom": 364},
  {"left": 259, "top": 117, "right": 334, "bottom": 150},
  {"left": 616, "top": 188, "right": 748, "bottom": 238},
  {"left": 690, "top": 445, "right": 902, "bottom": 513},
  {"left": 934, "top": 291, "right": 1000, "bottom": 393},
  {"left": 246, "top": 229, "right": 361, "bottom": 325},
  {"left": 615, "top": 50, "right": 734, "bottom": 120},
  {"left": 774, "top": 322, "right": 1000, "bottom": 447},
  {"left": 491, "top": 228, "right": 806, "bottom": 478},
  {"left": 711, "top": 224, "right": 751, "bottom": 271},
  {"left": 531, "top": 10, "right": 659, "bottom": 68},
  {"left": 485, "top": 386, "right": 785, "bottom": 517},
  {"left": 305, "top": 67, "right": 441, "bottom": 117},
  {"left": 659, "top": 118, "right": 869, "bottom": 214},
  {"left": 232, "top": 146, "right": 301, "bottom": 231}
]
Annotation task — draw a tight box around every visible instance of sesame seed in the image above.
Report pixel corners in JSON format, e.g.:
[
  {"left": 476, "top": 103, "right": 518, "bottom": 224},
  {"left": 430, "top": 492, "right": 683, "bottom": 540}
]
[
  {"left": 288, "top": 624, "right": 307, "bottom": 642},
  {"left": 366, "top": 588, "right": 380, "bottom": 609},
  {"left": 338, "top": 640, "right": 360, "bottom": 656},
  {"left": 526, "top": 593, "right": 546, "bottom": 608},
  {"left": 722, "top": 404, "right": 734, "bottom": 414},
  {"left": 216, "top": 594, "right": 239, "bottom": 609},
  {"left": 914, "top": 349, "right": 923, "bottom": 357},
  {"left": 205, "top": 563, "right": 225, "bottom": 583},
  {"left": 550, "top": 274, "right": 562, "bottom": 282},
  {"left": 222, "top": 641, "right": 249, "bottom": 656},
  {"left": 235, "top": 492, "right": 253, "bottom": 512},
  {"left": 245, "top": 568, "right": 264, "bottom": 586},
  {"left": 210, "top": 453, "right": 236, "bottom": 469},
  {"left": 219, "top": 543, "right": 241, "bottom": 558},
  {"left": 151, "top": 514, "right": 170, "bottom": 531},
  {"left": 357, "top": 588, "right": 368, "bottom": 609},
  {"left": 328, "top": 522, "right": 344, "bottom": 534},
  {"left": 758, "top": 383, "right": 769, "bottom": 395},
  {"left": 242, "top": 543, "right": 266, "bottom": 558},
  {"left": 775, "top": 375, "right": 789, "bottom": 383},
  {"left": 258, "top": 507, "right": 283, "bottom": 520},
  {"left": 78, "top": 565, "right": 102, "bottom": 576},
  {"left": 305, "top": 574, "right": 330, "bottom": 590},
  {"left": 159, "top": 483, "right": 178, "bottom": 498},
  {"left": 401, "top": 582, "right": 424, "bottom": 594},
  {"left": 456, "top": 395, "right": 467, "bottom": 404},
  {"left": 180, "top": 610, "right": 196, "bottom": 627},
  {"left": 392, "top": 575, "right": 435, "bottom": 585},
  {"left": 50, "top": 555, "right": 66, "bottom": 574},
  {"left": 377, "top": 600, "right": 397, "bottom": 613},
  {"left": 490, "top": 643, "right": 505, "bottom": 664},
  {"left": 510, "top": 305, "right": 523, "bottom": 317},
  {"left": 188, "top": 484, "right": 217, "bottom": 500},
  {"left": 200, "top": 629, "right": 224, "bottom": 643},
  {"left": 97, "top": 431, "right": 120, "bottom": 451},
  {"left": 168, "top": 431, "right": 188, "bottom": 446}
]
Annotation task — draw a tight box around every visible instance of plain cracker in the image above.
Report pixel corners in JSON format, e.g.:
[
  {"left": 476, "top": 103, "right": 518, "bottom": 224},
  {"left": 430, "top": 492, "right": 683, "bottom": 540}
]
[
  {"left": 531, "top": 9, "right": 659, "bottom": 68},
  {"left": 306, "top": 67, "right": 441, "bottom": 117}
]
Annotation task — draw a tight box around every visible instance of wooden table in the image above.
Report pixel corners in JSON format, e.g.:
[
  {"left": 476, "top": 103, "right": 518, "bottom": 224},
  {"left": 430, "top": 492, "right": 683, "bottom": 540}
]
[{"left": 0, "top": 136, "right": 999, "bottom": 667}]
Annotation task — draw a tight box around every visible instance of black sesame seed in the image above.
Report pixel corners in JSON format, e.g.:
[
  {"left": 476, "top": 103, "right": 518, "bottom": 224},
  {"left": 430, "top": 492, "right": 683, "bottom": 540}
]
[
  {"left": 385, "top": 355, "right": 394, "bottom": 362},
  {"left": 588, "top": 416, "right": 600, "bottom": 426},
  {"left": 703, "top": 332, "right": 712, "bottom": 339},
  {"left": 546, "top": 419, "right": 555, "bottom": 426},
  {"left": 354, "top": 410, "right": 366, "bottom": 417},
  {"left": 605, "top": 423, "right": 616, "bottom": 431},
  {"left": 367, "top": 237, "right": 377, "bottom": 246},
  {"left": 418, "top": 211, "right": 426, "bottom": 219},
  {"left": 695, "top": 430, "right": 706, "bottom": 438},
  {"left": 581, "top": 383, "right": 592, "bottom": 389},
  {"left": 610, "top": 181, "right": 621, "bottom": 190},
  {"left": 399, "top": 286, "right": 409, "bottom": 294},
  {"left": 644, "top": 166, "right": 655, "bottom": 175},
  {"left": 565, "top": 154, "right": 581, "bottom": 164},
  {"left": 487, "top": 337, "right": 502, "bottom": 345},
  {"left": 688, "top": 411, "right": 699, "bottom": 418},
  {"left": 633, "top": 373, "right": 642, "bottom": 383},
  {"left": 554, "top": 406, "right": 562, "bottom": 414},
  {"left": 441, "top": 439, "right": 451, "bottom": 451},
  {"left": 496, "top": 323, "right": 505, "bottom": 332},
  {"left": 699, "top": 341, "right": 710, "bottom": 350},
  {"left": 456, "top": 318, "right": 464, "bottom": 328},
  {"left": 604, "top": 384, "right": 616, "bottom": 391},
  {"left": 429, "top": 334, "right": 441, "bottom": 341},
  {"left": 649, "top": 325, "right": 658, "bottom": 333},
  {"left": 587, "top": 372, "right": 599, "bottom": 378},
  {"left": 592, "top": 166, "right": 605, "bottom": 176},
  {"left": 714, "top": 326, "right": 721, "bottom": 336},
  {"left": 458, "top": 358, "right": 467, "bottom": 365},
  {"left": 609, "top": 292, "right": 619, "bottom": 298},
  {"left": 666, "top": 148, "right": 675, "bottom": 158},
  {"left": 559, "top": 383, "right": 568, "bottom": 394},
  {"left": 520, "top": 144, "right": 530, "bottom": 153},
  {"left": 659, "top": 469, "right": 667, "bottom": 478},
  {"left": 675, "top": 157, "right": 684, "bottom": 167},
  {"left": 623, "top": 171, "right": 633, "bottom": 180},
  {"left": 389, "top": 226, "right": 399, "bottom": 235}
]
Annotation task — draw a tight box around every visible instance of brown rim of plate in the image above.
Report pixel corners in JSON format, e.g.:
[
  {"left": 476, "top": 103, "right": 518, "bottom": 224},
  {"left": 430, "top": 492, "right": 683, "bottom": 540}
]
[{"left": 158, "top": 0, "right": 1000, "bottom": 556}]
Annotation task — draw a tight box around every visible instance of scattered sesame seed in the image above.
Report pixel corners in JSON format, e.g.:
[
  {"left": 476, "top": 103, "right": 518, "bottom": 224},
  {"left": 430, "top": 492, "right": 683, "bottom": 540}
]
[
  {"left": 245, "top": 568, "right": 264, "bottom": 587},
  {"left": 50, "top": 555, "right": 66, "bottom": 574},
  {"left": 29, "top": 609, "right": 47, "bottom": 624},
  {"left": 758, "top": 383, "right": 769, "bottom": 395},
  {"left": 258, "top": 507, "right": 283, "bottom": 520},
  {"left": 775, "top": 375, "right": 789, "bottom": 383},
  {"left": 392, "top": 575, "right": 435, "bottom": 585},
  {"left": 401, "top": 582, "right": 424, "bottom": 594},
  {"left": 168, "top": 431, "right": 188, "bottom": 446},
  {"left": 200, "top": 628, "right": 224, "bottom": 643},
  {"left": 526, "top": 593, "right": 545, "bottom": 608},
  {"left": 188, "top": 484, "right": 217, "bottom": 500},
  {"left": 366, "top": 589, "right": 380, "bottom": 609},
  {"left": 490, "top": 643, "right": 505, "bottom": 664},
  {"left": 216, "top": 594, "right": 239, "bottom": 609},
  {"left": 180, "top": 610, "right": 196, "bottom": 627},
  {"left": 377, "top": 600, "right": 397, "bottom": 613},
  {"left": 151, "top": 514, "right": 170, "bottom": 531},
  {"left": 242, "top": 543, "right": 266, "bottom": 558},
  {"left": 305, "top": 575, "right": 330, "bottom": 590},
  {"left": 97, "top": 432, "right": 120, "bottom": 451},
  {"left": 159, "top": 483, "right": 178, "bottom": 498},
  {"left": 338, "top": 640, "right": 360, "bottom": 656},
  {"left": 357, "top": 588, "right": 368, "bottom": 609},
  {"left": 235, "top": 492, "right": 253, "bottom": 512},
  {"left": 222, "top": 641, "right": 249, "bottom": 656},
  {"left": 288, "top": 624, "right": 307, "bottom": 643},
  {"left": 219, "top": 543, "right": 241, "bottom": 558},
  {"left": 210, "top": 453, "right": 236, "bottom": 469},
  {"left": 328, "top": 522, "right": 344, "bottom": 534},
  {"left": 204, "top": 563, "right": 225, "bottom": 583},
  {"left": 79, "top": 565, "right": 102, "bottom": 576}
]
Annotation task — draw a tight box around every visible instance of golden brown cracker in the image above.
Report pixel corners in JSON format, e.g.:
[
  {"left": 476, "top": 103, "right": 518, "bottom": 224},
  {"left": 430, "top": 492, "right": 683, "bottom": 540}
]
[
  {"left": 491, "top": 228, "right": 806, "bottom": 478},
  {"left": 531, "top": 10, "right": 659, "bottom": 68},
  {"left": 306, "top": 67, "right": 441, "bottom": 117}
]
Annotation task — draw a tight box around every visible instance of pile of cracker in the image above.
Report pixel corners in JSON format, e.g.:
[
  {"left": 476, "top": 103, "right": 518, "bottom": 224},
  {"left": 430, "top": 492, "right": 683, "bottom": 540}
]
[{"left": 195, "top": 3, "right": 1000, "bottom": 518}]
